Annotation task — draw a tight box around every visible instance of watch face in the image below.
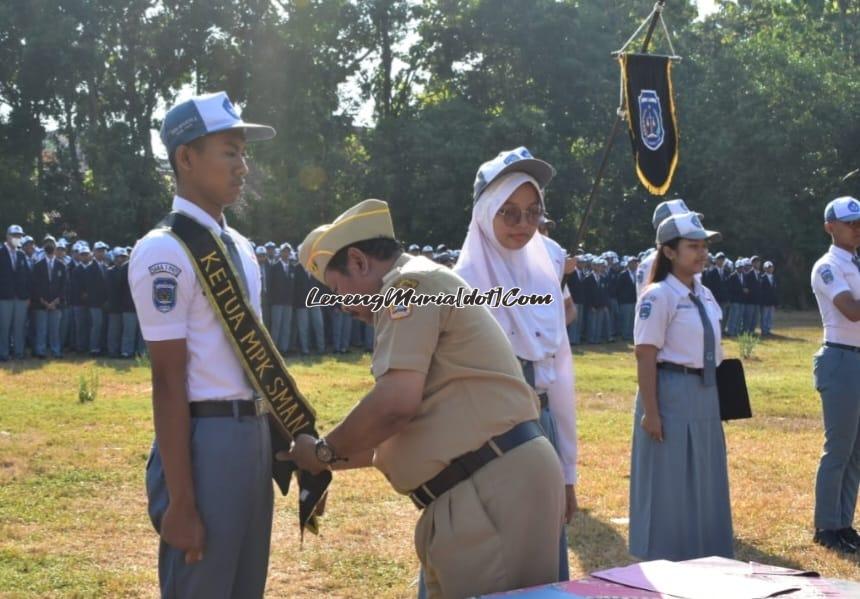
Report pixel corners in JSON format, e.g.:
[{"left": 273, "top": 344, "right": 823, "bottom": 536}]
[{"left": 316, "top": 442, "right": 333, "bottom": 464}]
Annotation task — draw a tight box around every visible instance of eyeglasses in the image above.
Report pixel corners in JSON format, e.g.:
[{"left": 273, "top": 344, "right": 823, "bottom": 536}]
[{"left": 496, "top": 205, "right": 544, "bottom": 227}]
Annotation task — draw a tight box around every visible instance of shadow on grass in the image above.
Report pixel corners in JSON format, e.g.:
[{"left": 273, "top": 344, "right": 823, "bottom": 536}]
[
  {"left": 0, "top": 353, "right": 145, "bottom": 375},
  {"left": 571, "top": 341, "right": 634, "bottom": 357},
  {"left": 284, "top": 348, "right": 372, "bottom": 366},
  {"left": 567, "top": 510, "right": 848, "bottom": 575},
  {"left": 734, "top": 539, "right": 812, "bottom": 571},
  {"left": 567, "top": 508, "right": 633, "bottom": 574},
  {"left": 759, "top": 333, "right": 810, "bottom": 343}
]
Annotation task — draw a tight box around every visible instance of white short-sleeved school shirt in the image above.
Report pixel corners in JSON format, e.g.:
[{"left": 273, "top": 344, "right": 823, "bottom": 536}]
[
  {"left": 634, "top": 273, "right": 724, "bottom": 369},
  {"left": 811, "top": 245, "right": 860, "bottom": 347},
  {"left": 129, "top": 196, "right": 262, "bottom": 402}
]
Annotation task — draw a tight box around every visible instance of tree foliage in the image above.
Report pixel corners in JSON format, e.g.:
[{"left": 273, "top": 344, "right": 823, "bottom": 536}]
[{"left": 1, "top": 0, "right": 858, "bottom": 304}]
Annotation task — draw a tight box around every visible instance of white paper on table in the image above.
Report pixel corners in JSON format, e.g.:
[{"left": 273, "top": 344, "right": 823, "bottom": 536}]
[
  {"left": 683, "top": 556, "right": 818, "bottom": 578},
  {"left": 591, "top": 559, "right": 801, "bottom": 599}
]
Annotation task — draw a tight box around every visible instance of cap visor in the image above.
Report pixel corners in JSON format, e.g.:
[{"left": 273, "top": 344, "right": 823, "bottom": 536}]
[
  {"left": 703, "top": 230, "right": 722, "bottom": 243},
  {"left": 495, "top": 158, "right": 556, "bottom": 190},
  {"left": 838, "top": 213, "right": 860, "bottom": 223},
  {"left": 214, "top": 122, "right": 276, "bottom": 142}
]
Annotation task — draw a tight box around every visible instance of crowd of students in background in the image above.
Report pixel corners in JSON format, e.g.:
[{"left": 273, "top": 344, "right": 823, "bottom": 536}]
[
  {"left": 0, "top": 223, "right": 778, "bottom": 363},
  {"left": 563, "top": 249, "right": 779, "bottom": 346}
]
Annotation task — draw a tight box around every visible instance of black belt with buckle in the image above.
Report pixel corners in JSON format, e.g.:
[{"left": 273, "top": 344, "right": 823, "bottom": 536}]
[
  {"left": 657, "top": 362, "right": 704, "bottom": 377},
  {"left": 825, "top": 342, "right": 860, "bottom": 354},
  {"left": 190, "top": 399, "right": 267, "bottom": 418},
  {"left": 408, "top": 420, "right": 544, "bottom": 510}
]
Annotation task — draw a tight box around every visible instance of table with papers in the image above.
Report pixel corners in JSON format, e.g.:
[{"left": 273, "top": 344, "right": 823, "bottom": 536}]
[{"left": 482, "top": 556, "right": 860, "bottom": 599}]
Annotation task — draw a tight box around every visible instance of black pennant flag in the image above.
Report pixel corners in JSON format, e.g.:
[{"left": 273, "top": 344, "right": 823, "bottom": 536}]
[{"left": 621, "top": 53, "right": 679, "bottom": 195}]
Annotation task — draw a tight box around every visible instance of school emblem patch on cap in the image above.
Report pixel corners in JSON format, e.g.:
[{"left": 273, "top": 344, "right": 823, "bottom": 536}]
[
  {"left": 824, "top": 196, "right": 860, "bottom": 223},
  {"left": 656, "top": 212, "right": 722, "bottom": 245},
  {"left": 160, "top": 91, "right": 276, "bottom": 158}
]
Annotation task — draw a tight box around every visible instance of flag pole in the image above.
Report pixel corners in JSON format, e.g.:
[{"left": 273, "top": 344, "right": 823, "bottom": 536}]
[{"left": 573, "top": 1, "right": 667, "bottom": 249}]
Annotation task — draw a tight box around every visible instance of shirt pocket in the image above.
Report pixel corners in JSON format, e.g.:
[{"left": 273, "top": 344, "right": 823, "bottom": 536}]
[{"left": 667, "top": 300, "right": 703, "bottom": 346}]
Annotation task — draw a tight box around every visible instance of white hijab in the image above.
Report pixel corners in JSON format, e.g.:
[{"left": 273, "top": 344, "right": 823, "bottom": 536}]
[{"left": 455, "top": 172, "right": 567, "bottom": 386}]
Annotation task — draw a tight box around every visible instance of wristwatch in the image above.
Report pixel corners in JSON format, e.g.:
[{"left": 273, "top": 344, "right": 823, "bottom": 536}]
[{"left": 315, "top": 438, "right": 346, "bottom": 465}]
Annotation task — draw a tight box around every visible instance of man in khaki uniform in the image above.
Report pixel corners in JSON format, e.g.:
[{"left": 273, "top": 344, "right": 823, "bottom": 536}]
[{"left": 282, "top": 199, "right": 565, "bottom": 598}]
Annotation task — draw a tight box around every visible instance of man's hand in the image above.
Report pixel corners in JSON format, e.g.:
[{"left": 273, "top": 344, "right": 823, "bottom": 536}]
[
  {"left": 160, "top": 500, "right": 206, "bottom": 564},
  {"left": 276, "top": 434, "right": 329, "bottom": 475}
]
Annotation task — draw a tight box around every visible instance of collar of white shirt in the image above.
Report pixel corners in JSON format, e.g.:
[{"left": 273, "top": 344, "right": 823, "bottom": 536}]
[
  {"left": 829, "top": 244, "right": 856, "bottom": 265},
  {"left": 173, "top": 195, "right": 226, "bottom": 235},
  {"left": 665, "top": 272, "right": 705, "bottom": 298}
]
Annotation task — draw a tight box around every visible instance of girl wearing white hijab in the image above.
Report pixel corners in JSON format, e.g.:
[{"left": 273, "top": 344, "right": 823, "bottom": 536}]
[{"left": 455, "top": 148, "right": 578, "bottom": 581}]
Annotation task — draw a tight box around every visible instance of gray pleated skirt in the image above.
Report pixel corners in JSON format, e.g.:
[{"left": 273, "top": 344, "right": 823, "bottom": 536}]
[
  {"left": 538, "top": 403, "right": 571, "bottom": 581},
  {"left": 629, "top": 368, "right": 734, "bottom": 561}
]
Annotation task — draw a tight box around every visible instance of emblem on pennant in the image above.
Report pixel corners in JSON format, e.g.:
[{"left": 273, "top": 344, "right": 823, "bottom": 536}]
[{"left": 638, "top": 90, "right": 665, "bottom": 151}]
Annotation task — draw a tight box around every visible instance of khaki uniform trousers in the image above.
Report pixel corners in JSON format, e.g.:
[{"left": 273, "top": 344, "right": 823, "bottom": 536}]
[{"left": 414, "top": 436, "right": 565, "bottom": 599}]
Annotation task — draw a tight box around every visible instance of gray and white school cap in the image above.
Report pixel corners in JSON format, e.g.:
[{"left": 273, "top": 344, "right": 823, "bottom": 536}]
[
  {"left": 651, "top": 199, "right": 703, "bottom": 230},
  {"left": 160, "top": 91, "right": 276, "bottom": 158},
  {"left": 824, "top": 196, "right": 860, "bottom": 223},
  {"left": 472, "top": 147, "right": 555, "bottom": 203},
  {"left": 656, "top": 213, "right": 722, "bottom": 245}
]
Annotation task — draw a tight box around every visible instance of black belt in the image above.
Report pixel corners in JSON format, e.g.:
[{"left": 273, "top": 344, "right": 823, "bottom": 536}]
[
  {"left": 409, "top": 420, "right": 544, "bottom": 510},
  {"left": 189, "top": 399, "right": 267, "bottom": 418},
  {"left": 657, "top": 362, "right": 703, "bottom": 377},
  {"left": 824, "top": 342, "right": 860, "bottom": 354}
]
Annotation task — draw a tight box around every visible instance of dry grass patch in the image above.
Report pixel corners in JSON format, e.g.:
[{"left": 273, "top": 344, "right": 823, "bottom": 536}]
[{"left": 1, "top": 310, "right": 858, "bottom": 597}]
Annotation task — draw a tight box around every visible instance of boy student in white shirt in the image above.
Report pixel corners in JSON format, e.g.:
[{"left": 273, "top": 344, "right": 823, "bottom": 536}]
[
  {"left": 130, "top": 91, "right": 276, "bottom": 597},
  {"left": 810, "top": 196, "right": 860, "bottom": 554}
]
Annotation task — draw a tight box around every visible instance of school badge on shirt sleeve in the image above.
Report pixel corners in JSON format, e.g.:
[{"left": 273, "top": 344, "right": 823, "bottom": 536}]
[
  {"left": 389, "top": 278, "right": 418, "bottom": 320},
  {"left": 153, "top": 277, "right": 178, "bottom": 313}
]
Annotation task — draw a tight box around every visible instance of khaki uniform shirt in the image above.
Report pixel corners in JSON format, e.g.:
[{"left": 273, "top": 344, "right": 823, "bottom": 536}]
[{"left": 371, "top": 254, "right": 539, "bottom": 493}]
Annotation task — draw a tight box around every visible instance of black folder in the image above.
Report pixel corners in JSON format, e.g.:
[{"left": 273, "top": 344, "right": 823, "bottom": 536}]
[{"left": 716, "top": 358, "right": 752, "bottom": 421}]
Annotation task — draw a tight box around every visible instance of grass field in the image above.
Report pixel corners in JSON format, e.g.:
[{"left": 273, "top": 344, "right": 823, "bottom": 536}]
[{"left": 1, "top": 310, "right": 858, "bottom": 598}]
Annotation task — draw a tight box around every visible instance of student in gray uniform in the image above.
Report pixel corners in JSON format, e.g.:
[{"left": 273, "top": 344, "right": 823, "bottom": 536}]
[
  {"left": 760, "top": 261, "right": 778, "bottom": 336},
  {"left": 267, "top": 243, "right": 295, "bottom": 355},
  {"left": 0, "top": 225, "right": 30, "bottom": 361},
  {"left": 105, "top": 248, "right": 129, "bottom": 358},
  {"left": 616, "top": 256, "right": 639, "bottom": 341},
  {"left": 129, "top": 91, "right": 276, "bottom": 598},
  {"left": 630, "top": 212, "right": 733, "bottom": 561},
  {"left": 55, "top": 240, "right": 73, "bottom": 352},
  {"left": 726, "top": 258, "right": 746, "bottom": 337},
  {"left": 567, "top": 254, "right": 590, "bottom": 345},
  {"left": 810, "top": 196, "right": 860, "bottom": 554},
  {"left": 31, "top": 235, "right": 66, "bottom": 359}
]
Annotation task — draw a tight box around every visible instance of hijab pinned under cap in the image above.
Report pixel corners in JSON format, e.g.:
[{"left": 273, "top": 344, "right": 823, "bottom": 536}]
[{"left": 455, "top": 171, "right": 566, "bottom": 385}]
